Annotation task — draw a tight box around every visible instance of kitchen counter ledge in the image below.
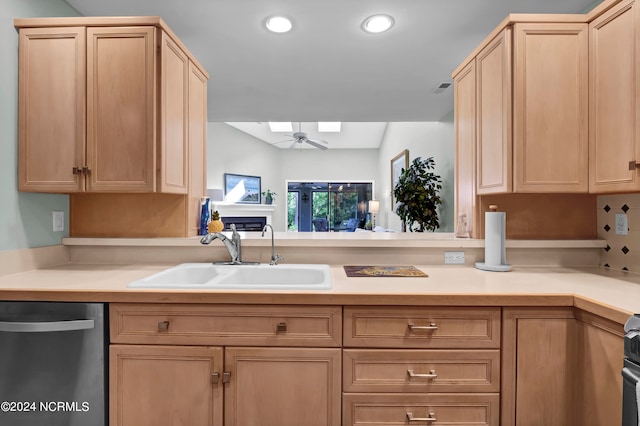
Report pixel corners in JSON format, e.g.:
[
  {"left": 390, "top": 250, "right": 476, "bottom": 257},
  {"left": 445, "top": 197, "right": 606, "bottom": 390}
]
[{"left": 0, "top": 263, "right": 636, "bottom": 325}]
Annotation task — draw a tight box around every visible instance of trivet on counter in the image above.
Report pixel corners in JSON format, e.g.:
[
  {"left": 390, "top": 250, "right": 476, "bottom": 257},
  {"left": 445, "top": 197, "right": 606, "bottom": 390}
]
[{"left": 343, "top": 265, "right": 427, "bottom": 277}]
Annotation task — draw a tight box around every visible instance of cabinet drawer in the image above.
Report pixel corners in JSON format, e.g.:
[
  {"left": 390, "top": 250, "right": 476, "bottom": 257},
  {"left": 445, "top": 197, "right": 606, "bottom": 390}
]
[
  {"left": 343, "top": 393, "right": 499, "bottom": 426},
  {"left": 110, "top": 304, "right": 342, "bottom": 347},
  {"left": 343, "top": 349, "right": 500, "bottom": 393},
  {"left": 344, "top": 306, "right": 501, "bottom": 348}
]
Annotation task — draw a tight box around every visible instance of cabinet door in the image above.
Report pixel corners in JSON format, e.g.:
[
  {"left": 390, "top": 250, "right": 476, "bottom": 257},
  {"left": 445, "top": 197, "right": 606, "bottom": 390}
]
[
  {"left": 502, "top": 308, "right": 577, "bottom": 426},
  {"left": 590, "top": 0, "right": 640, "bottom": 192},
  {"left": 18, "top": 27, "right": 86, "bottom": 192},
  {"left": 159, "top": 31, "right": 188, "bottom": 194},
  {"left": 513, "top": 23, "right": 589, "bottom": 193},
  {"left": 86, "top": 27, "right": 155, "bottom": 192},
  {"left": 188, "top": 61, "right": 208, "bottom": 236},
  {"left": 476, "top": 28, "right": 512, "bottom": 194},
  {"left": 110, "top": 345, "right": 223, "bottom": 426},
  {"left": 575, "top": 310, "right": 624, "bottom": 426},
  {"left": 224, "top": 347, "right": 341, "bottom": 426},
  {"left": 454, "top": 60, "right": 480, "bottom": 237}
]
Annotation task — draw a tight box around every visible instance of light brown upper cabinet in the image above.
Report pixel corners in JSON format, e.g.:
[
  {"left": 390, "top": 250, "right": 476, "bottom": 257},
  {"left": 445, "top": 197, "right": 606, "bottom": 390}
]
[
  {"left": 589, "top": 0, "right": 640, "bottom": 192},
  {"left": 16, "top": 18, "right": 205, "bottom": 194},
  {"left": 453, "top": 60, "right": 481, "bottom": 237},
  {"left": 475, "top": 23, "right": 589, "bottom": 195},
  {"left": 476, "top": 28, "right": 513, "bottom": 194}
]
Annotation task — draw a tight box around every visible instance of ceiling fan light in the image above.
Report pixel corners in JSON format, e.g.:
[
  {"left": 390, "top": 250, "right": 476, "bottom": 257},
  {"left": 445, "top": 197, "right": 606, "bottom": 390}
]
[
  {"left": 265, "top": 16, "right": 293, "bottom": 33},
  {"left": 362, "top": 14, "right": 394, "bottom": 34},
  {"left": 318, "top": 122, "right": 341, "bottom": 132},
  {"left": 268, "top": 122, "right": 293, "bottom": 132}
]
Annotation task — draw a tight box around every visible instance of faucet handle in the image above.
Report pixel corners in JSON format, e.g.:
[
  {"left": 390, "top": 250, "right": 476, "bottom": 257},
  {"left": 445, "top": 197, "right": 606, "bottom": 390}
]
[{"left": 271, "top": 254, "right": 284, "bottom": 266}]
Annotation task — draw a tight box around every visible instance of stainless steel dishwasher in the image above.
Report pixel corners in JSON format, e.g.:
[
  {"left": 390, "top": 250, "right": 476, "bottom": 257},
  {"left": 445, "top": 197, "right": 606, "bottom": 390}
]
[
  {"left": 623, "top": 315, "right": 640, "bottom": 426},
  {"left": 0, "top": 301, "right": 107, "bottom": 426}
]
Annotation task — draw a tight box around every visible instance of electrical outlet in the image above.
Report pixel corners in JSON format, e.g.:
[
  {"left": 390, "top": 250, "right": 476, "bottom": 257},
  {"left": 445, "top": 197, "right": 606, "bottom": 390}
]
[
  {"left": 52, "top": 211, "right": 64, "bottom": 232},
  {"left": 444, "top": 251, "right": 465, "bottom": 264},
  {"left": 616, "top": 213, "right": 629, "bottom": 235}
]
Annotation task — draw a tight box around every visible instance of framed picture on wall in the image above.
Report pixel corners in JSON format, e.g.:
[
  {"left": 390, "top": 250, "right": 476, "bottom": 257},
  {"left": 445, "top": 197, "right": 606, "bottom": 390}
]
[
  {"left": 224, "top": 173, "right": 261, "bottom": 204},
  {"left": 390, "top": 149, "right": 409, "bottom": 211}
]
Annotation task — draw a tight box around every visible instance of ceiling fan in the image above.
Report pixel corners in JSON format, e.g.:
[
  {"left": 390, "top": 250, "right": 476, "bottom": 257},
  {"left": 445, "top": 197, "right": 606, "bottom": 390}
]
[{"left": 271, "top": 123, "right": 329, "bottom": 150}]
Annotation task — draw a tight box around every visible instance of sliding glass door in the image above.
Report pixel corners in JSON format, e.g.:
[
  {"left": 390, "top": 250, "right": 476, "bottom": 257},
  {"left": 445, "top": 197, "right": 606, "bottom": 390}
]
[{"left": 287, "top": 181, "right": 372, "bottom": 232}]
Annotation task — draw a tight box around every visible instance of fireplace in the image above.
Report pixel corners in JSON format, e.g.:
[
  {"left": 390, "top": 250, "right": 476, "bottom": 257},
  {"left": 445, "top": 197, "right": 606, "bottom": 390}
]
[{"left": 222, "top": 216, "right": 267, "bottom": 232}]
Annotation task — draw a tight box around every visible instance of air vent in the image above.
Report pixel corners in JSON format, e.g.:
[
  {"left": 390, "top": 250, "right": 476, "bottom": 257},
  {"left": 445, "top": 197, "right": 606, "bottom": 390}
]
[{"left": 432, "top": 81, "right": 452, "bottom": 94}]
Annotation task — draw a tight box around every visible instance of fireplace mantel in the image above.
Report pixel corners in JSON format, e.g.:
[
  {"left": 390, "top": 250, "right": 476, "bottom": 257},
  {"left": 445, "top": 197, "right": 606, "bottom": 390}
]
[{"left": 212, "top": 202, "right": 275, "bottom": 226}]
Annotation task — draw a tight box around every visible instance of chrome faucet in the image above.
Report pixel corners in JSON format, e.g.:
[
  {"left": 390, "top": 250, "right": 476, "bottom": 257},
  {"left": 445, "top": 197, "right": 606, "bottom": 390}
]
[
  {"left": 261, "top": 224, "right": 283, "bottom": 265},
  {"left": 200, "top": 223, "right": 242, "bottom": 264}
]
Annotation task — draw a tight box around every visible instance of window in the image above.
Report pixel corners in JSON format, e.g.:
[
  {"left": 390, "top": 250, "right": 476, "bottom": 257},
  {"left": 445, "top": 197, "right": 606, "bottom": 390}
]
[{"left": 287, "top": 181, "right": 373, "bottom": 232}]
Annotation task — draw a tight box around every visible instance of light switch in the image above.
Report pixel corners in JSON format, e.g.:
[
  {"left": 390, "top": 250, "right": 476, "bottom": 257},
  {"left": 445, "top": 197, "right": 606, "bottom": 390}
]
[
  {"left": 52, "top": 211, "right": 64, "bottom": 232},
  {"left": 615, "top": 213, "right": 628, "bottom": 235}
]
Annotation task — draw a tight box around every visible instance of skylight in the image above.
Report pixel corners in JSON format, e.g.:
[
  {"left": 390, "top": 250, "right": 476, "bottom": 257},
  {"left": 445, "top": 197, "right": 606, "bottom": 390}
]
[
  {"left": 318, "top": 122, "right": 342, "bottom": 132},
  {"left": 268, "top": 122, "right": 293, "bottom": 132}
]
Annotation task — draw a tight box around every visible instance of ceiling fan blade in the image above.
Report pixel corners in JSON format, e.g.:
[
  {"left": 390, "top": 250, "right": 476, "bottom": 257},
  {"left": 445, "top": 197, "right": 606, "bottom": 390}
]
[
  {"left": 289, "top": 140, "right": 299, "bottom": 149},
  {"left": 305, "top": 139, "right": 328, "bottom": 150},
  {"left": 270, "top": 138, "right": 295, "bottom": 145}
]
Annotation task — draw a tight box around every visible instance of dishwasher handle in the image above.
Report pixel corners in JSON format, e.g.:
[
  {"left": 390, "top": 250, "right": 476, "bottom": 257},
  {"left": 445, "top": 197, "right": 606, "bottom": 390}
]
[{"left": 0, "top": 319, "right": 95, "bottom": 333}]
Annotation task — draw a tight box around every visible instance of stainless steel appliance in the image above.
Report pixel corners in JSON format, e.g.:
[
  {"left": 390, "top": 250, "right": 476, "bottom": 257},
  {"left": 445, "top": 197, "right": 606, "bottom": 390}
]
[
  {"left": 0, "top": 301, "right": 106, "bottom": 426},
  {"left": 623, "top": 315, "right": 640, "bottom": 426}
]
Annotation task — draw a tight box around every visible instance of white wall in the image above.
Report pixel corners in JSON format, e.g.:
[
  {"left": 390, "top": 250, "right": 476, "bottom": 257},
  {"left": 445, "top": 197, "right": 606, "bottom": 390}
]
[
  {"left": 376, "top": 118, "right": 455, "bottom": 232},
  {"left": 208, "top": 121, "right": 454, "bottom": 233},
  {"left": 1, "top": 0, "right": 80, "bottom": 251}
]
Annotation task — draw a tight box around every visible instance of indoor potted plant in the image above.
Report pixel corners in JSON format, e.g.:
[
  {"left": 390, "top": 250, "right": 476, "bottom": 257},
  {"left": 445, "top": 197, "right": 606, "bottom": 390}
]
[
  {"left": 261, "top": 189, "right": 277, "bottom": 205},
  {"left": 393, "top": 156, "right": 442, "bottom": 232}
]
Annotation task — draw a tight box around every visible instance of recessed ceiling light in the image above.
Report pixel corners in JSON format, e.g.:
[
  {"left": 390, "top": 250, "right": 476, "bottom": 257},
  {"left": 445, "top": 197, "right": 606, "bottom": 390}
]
[
  {"left": 265, "top": 16, "right": 293, "bottom": 33},
  {"left": 268, "top": 122, "right": 293, "bottom": 132},
  {"left": 318, "top": 122, "right": 341, "bottom": 132},
  {"left": 361, "top": 14, "right": 395, "bottom": 34}
]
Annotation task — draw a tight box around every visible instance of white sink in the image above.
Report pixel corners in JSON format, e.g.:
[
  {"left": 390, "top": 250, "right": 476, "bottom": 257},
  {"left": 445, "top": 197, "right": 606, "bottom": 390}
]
[{"left": 128, "top": 263, "right": 332, "bottom": 290}]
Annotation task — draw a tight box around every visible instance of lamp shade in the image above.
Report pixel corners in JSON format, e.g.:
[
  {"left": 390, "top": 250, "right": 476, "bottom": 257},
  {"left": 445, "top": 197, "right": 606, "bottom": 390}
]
[{"left": 368, "top": 200, "right": 380, "bottom": 213}]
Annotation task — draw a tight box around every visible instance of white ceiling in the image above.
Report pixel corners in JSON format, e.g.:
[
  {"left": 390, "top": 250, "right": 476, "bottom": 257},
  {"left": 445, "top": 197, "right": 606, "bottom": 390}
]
[
  {"left": 63, "top": 0, "right": 600, "bottom": 124},
  {"left": 225, "top": 122, "right": 389, "bottom": 149}
]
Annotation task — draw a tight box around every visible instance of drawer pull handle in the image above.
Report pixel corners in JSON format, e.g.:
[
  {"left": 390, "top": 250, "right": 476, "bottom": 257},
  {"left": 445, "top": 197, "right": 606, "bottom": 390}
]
[
  {"left": 407, "top": 412, "right": 437, "bottom": 423},
  {"left": 211, "top": 372, "right": 220, "bottom": 384},
  {"left": 407, "top": 369, "right": 437, "bottom": 380},
  {"left": 222, "top": 372, "right": 231, "bottom": 384},
  {"left": 276, "top": 322, "right": 287, "bottom": 333},
  {"left": 629, "top": 161, "right": 640, "bottom": 170},
  {"left": 157, "top": 320, "right": 170, "bottom": 331},
  {"left": 408, "top": 322, "right": 438, "bottom": 332}
]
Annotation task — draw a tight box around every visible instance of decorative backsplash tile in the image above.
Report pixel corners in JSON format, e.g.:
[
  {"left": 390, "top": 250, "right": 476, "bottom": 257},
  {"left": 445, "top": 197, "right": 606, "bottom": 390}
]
[{"left": 597, "top": 194, "right": 640, "bottom": 273}]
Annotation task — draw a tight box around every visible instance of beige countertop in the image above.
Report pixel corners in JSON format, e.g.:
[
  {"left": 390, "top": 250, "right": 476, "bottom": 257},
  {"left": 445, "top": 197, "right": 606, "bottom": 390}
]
[{"left": 0, "top": 263, "right": 637, "bottom": 324}]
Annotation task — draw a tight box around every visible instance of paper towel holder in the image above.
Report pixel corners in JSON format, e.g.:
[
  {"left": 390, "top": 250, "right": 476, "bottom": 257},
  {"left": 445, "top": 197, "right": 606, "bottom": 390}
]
[{"left": 475, "top": 205, "right": 512, "bottom": 272}]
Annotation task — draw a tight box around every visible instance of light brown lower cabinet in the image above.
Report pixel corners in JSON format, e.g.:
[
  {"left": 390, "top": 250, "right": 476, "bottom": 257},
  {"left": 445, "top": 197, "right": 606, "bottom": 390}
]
[
  {"left": 342, "top": 306, "right": 502, "bottom": 426},
  {"left": 110, "top": 345, "right": 223, "bottom": 426},
  {"left": 109, "top": 304, "right": 342, "bottom": 426},
  {"left": 502, "top": 307, "right": 624, "bottom": 426},
  {"left": 343, "top": 393, "right": 500, "bottom": 425},
  {"left": 224, "top": 347, "right": 341, "bottom": 426},
  {"left": 109, "top": 304, "right": 625, "bottom": 426}
]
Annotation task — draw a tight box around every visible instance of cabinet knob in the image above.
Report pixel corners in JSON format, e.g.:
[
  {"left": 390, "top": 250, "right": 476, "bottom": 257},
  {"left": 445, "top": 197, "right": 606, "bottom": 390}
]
[
  {"left": 157, "top": 320, "right": 170, "bottom": 331},
  {"left": 629, "top": 161, "right": 640, "bottom": 171},
  {"left": 276, "top": 322, "right": 287, "bottom": 333},
  {"left": 407, "top": 322, "right": 438, "bottom": 332},
  {"left": 222, "top": 372, "right": 231, "bottom": 383},
  {"left": 82, "top": 166, "right": 91, "bottom": 175},
  {"left": 406, "top": 412, "right": 437, "bottom": 423},
  {"left": 72, "top": 166, "right": 82, "bottom": 175},
  {"left": 211, "top": 372, "right": 220, "bottom": 384}
]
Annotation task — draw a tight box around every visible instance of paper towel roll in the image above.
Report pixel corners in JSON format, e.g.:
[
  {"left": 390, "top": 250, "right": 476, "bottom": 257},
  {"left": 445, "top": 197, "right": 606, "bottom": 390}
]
[{"left": 475, "top": 211, "right": 512, "bottom": 272}]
